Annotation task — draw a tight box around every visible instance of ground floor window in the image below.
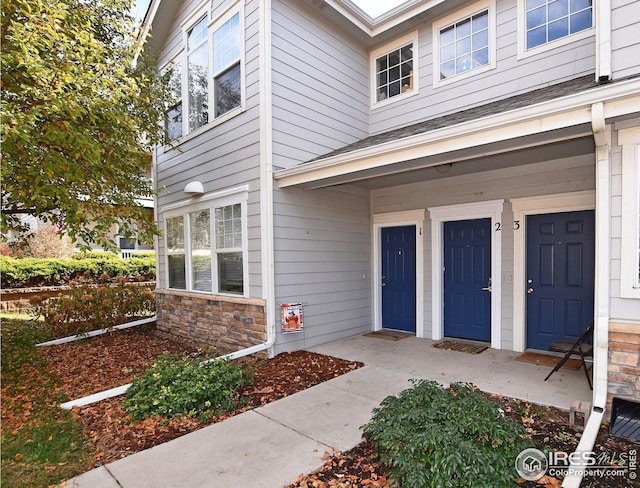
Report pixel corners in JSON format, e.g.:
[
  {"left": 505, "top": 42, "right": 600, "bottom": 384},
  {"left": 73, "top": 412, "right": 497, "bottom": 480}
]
[{"left": 164, "top": 192, "right": 246, "bottom": 295}]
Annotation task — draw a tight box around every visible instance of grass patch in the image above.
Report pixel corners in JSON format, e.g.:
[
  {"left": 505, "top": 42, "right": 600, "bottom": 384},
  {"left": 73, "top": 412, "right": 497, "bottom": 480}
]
[{"left": 1, "top": 317, "right": 93, "bottom": 488}]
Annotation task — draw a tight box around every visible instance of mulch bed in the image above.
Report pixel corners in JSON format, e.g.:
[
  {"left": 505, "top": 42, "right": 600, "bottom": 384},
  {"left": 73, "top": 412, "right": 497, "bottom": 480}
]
[
  {"left": 40, "top": 325, "right": 640, "bottom": 486},
  {"left": 39, "top": 324, "right": 363, "bottom": 467}
]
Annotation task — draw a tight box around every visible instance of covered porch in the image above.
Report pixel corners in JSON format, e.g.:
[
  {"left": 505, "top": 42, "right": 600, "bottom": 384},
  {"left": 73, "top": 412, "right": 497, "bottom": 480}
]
[{"left": 309, "top": 332, "right": 592, "bottom": 411}]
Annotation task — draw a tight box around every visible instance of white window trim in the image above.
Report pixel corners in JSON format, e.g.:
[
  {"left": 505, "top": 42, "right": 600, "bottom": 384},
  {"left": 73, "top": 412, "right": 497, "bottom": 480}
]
[
  {"left": 510, "top": 190, "right": 595, "bottom": 351},
  {"left": 432, "top": 0, "right": 496, "bottom": 88},
  {"left": 162, "top": 55, "right": 184, "bottom": 144},
  {"left": 372, "top": 210, "right": 425, "bottom": 338},
  {"left": 163, "top": 187, "right": 249, "bottom": 297},
  {"left": 166, "top": 1, "right": 244, "bottom": 145},
  {"left": 619, "top": 127, "right": 640, "bottom": 298},
  {"left": 428, "top": 200, "right": 504, "bottom": 349},
  {"left": 370, "top": 30, "right": 419, "bottom": 109},
  {"left": 516, "top": 0, "right": 595, "bottom": 60},
  {"left": 210, "top": 5, "right": 245, "bottom": 121}
]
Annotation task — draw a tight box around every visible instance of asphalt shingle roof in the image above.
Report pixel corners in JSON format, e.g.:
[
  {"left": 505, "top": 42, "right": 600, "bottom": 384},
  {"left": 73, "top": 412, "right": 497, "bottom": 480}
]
[{"left": 308, "top": 75, "right": 600, "bottom": 163}]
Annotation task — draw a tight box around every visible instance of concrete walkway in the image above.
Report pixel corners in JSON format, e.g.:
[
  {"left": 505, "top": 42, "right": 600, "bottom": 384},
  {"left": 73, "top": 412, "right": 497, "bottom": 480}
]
[{"left": 65, "top": 334, "right": 592, "bottom": 488}]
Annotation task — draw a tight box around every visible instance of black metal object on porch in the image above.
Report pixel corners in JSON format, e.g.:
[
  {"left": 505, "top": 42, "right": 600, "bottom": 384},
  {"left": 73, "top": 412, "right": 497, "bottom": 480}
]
[
  {"left": 610, "top": 397, "right": 640, "bottom": 441},
  {"left": 544, "top": 322, "right": 594, "bottom": 390}
]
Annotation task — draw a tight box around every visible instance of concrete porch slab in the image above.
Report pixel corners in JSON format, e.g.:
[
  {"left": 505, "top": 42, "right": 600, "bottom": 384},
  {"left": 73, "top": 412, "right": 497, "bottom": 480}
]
[
  {"left": 101, "top": 410, "right": 329, "bottom": 488},
  {"left": 256, "top": 366, "right": 406, "bottom": 452},
  {"left": 309, "top": 334, "right": 592, "bottom": 410}
]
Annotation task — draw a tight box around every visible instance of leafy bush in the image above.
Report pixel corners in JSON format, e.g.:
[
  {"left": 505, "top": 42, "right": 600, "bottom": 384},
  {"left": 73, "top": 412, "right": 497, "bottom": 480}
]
[
  {"left": 123, "top": 355, "right": 253, "bottom": 422},
  {"left": 33, "top": 279, "right": 156, "bottom": 337},
  {"left": 362, "top": 380, "right": 532, "bottom": 488},
  {"left": 0, "top": 254, "right": 155, "bottom": 288}
]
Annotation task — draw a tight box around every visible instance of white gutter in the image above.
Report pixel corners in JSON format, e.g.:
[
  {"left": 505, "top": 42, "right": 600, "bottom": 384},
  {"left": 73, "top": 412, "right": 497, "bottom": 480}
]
[
  {"left": 275, "top": 78, "right": 640, "bottom": 188},
  {"left": 562, "top": 102, "right": 611, "bottom": 488},
  {"left": 596, "top": 0, "right": 612, "bottom": 82}
]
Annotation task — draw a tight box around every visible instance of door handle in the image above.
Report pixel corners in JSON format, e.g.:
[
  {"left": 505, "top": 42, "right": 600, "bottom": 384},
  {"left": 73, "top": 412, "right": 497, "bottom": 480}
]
[
  {"left": 380, "top": 276, "right": 386, "bottom": 287},
  {"left": 481, "top": 277, "right": 492, "bottom": 292},
  {"left": 527, "top": 287, "right": 534, "bottom": 294}
]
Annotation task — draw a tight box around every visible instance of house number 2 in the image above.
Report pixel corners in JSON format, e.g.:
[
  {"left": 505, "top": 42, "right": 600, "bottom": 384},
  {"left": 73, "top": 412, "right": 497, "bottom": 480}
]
[{"left": 495, "top": 222, "right": 501, "bottom": 231}]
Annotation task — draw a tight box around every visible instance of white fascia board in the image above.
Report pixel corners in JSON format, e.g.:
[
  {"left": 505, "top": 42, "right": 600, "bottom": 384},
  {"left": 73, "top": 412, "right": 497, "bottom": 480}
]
[
  {"left": 324, "top": 0, "right": 446, "bottom": 37},
  {"left": 275, "top": 78, "right": 640, "bottom": 188}
]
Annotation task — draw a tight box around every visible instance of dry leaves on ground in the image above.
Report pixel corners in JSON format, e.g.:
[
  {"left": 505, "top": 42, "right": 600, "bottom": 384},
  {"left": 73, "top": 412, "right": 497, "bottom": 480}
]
[{"left": 39, "top": 325, "right": 363, "bottom": 466}]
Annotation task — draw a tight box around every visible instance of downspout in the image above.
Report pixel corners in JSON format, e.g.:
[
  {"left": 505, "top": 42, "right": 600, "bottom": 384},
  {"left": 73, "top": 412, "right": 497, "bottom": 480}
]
[
  {"left": 562, "top": 102, "right": 611, "bottom": 488},
  {"left": 595, "top": 0, "right": 612, "bottom": 83},
  {"left": 257, "top": 0, "right": 276, "bottom": 358},
  {"left": 216, "top": 0, "right": 276, "bottom": 360}
]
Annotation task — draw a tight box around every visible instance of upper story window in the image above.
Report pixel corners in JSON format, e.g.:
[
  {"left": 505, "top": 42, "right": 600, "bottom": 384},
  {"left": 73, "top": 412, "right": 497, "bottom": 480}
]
[
  {"left": 619, "top": 127, "right": 640, "bottom": 298},
  {"left": 165, "top": 61, "right": 183, "bottom": 140},
  {"left": 164, "top": 3, "right": 244, "bottom": 142},
  {"left": 187, "top": 16, "right": 209, "bottom": 132},
  {"left": 165, "top": 190, "right": 247, "bottom": 295},
  {"left": 433, "top": 1, "right": 495, "bottom": 87},
  {"left": 525, "top": 0, "right": 592, "bottom": 49},
  {"left": 519, "top": 0, "right": 593, "bottom": 56},
  {"left": 371, "top": 31, "right": 418, "bottom": 107},
  {"left": 213, "top": 13, "right": 241, "bottom": 117}
]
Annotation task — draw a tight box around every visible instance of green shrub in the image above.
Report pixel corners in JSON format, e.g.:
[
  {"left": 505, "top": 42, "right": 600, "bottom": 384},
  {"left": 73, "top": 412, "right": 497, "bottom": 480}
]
[
  {"left": 33, "top": 279, "right": 156, "bottom": 337},
  {"left": 0, "top": 254, "right": 155, "bottom": 288},
  {"left": 362, "top": 380, "right": 533, "bottom": 488},
  {"left": 123, "top": 355, "right": 253, "bottom": 422}
]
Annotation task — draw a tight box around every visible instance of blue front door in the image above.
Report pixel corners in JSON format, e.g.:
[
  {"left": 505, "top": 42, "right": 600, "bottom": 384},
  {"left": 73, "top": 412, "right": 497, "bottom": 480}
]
[
  {"left": 526, "top": 211, "right": 595, "bottom": 350},
  {"left": 443, "top": 218, "right": 492, "bottom": 342},
  {"left": 381, "top": 226, "right": 416, "bottom": 333}
]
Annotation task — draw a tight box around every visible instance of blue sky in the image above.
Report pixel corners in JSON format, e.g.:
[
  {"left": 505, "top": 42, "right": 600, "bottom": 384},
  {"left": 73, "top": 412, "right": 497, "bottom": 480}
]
[{"left": 132, "top": 0, "right": 151, "bottom": 20}]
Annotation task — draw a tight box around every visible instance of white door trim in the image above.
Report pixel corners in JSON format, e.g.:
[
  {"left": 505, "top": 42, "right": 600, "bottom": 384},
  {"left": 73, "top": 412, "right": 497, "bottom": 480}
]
[
  {"left": 428, "top": 200, "right": 504, "bottom": 349},
  {"left": 373, "top": 210, "right": 425, "bottom": 337},
  {"left": 510, "top": 190, "right": 595, "bottom": 352}
]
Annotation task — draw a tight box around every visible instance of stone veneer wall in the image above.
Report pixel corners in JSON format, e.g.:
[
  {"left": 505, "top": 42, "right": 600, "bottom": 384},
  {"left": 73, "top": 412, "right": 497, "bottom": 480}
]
[
  {"left": 608, "top": 322, "right": 640, "bottom": 406},
  {"left": 155, "top": 290, "right": 267, "bottom": 355}
]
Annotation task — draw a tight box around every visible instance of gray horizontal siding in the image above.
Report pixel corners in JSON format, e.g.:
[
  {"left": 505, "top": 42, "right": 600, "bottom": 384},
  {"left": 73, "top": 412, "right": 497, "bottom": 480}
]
[
  {"left": 154, "top": 0, "right": 263, "bottom": 300},
  {"left": 272, "top": 186, "right": 371, "bottom": 353},
  {"left": 271, "top": 0, "right": 370, "bottom": 169},
  {"left": 611, "top": 0, "right": 640, "bottom": 79},
  {"left": 369, "top": 0, "right": 596, "bottom": 135}
]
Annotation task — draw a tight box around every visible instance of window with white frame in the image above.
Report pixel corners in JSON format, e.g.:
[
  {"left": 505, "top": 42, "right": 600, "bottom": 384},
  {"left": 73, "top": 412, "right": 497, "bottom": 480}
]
[
  {"left": 524, "top": 0, "right": 592, "bottom": 50},
  {"left": 165, "top": 61, "right": 183, "bottom": 141},
  {"left": 212, "top": 12, "right": 241, "bottom": 117},
  {"left": 165, "top": 197, "right": 246, "bottom": 295},
  {"left": 187, "top": 15, "right": 209, "bottom": 132},
  {"left": 620, "top": 127, "right": 640, "bottom": 298},
  {"left": 433, "top": 1, "right": 495, "bottom": 85},
  {"left": 371, "top": 31, "right": 417, "bottom": 105},
  {"left": 165, "top": 4, "right": 244, "bottom": 140}
]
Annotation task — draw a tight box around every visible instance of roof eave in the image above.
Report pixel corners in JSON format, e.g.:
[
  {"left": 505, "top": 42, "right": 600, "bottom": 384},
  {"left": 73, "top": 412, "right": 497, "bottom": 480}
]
[
  {"left": 324, "top": 0, "right": 447, "bottom": 37},
  {"left": 274, "top": 78, "right": 640, "bottom": 189}
]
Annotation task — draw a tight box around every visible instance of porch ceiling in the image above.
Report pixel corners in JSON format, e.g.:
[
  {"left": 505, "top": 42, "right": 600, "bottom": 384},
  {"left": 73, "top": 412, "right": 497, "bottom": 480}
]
[{"left": 284, "top": 129, "right": 595, "bottom": 190}]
